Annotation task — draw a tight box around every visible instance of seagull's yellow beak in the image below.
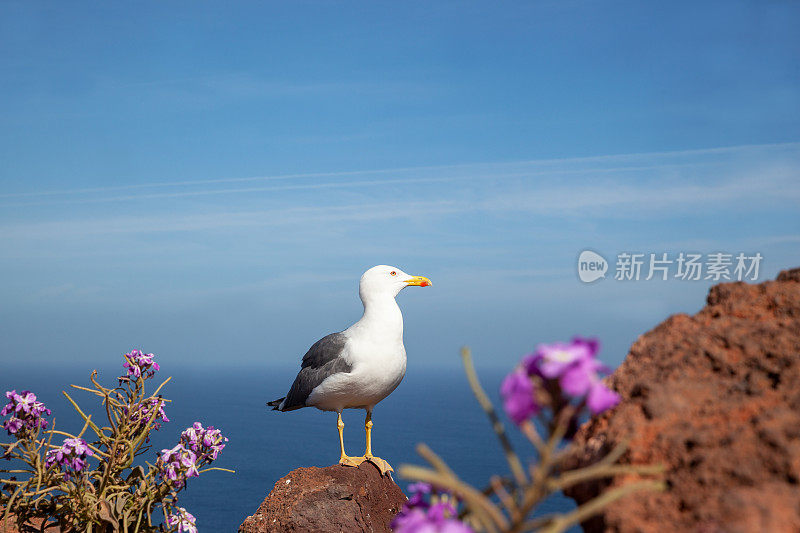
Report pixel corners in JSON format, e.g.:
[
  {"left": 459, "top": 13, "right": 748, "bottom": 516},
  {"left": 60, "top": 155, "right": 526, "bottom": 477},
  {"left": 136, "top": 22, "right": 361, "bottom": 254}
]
[{"left": 405, "top": 275, "right": 432, "bottom": 287}]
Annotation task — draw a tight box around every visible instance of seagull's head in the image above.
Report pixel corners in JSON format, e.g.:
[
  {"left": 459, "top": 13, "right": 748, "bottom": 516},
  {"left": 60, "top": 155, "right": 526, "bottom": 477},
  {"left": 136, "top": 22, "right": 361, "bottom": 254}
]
[{"left": 359, "top": 265, "right": 432, "bottom": 299}]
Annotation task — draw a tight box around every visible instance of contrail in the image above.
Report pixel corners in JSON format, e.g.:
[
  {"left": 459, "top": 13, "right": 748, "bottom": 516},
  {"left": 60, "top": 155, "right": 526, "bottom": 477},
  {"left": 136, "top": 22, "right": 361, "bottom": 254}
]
[
  {"left": 1, "top": 140, "right": 796, "bottom": 202},
  {"left": 1, "top": 162, "right": 724, "bottom": 208}
]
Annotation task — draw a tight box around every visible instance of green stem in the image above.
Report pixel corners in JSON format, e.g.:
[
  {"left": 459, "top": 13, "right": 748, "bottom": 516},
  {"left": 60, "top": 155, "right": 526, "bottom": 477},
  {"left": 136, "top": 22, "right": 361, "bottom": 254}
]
[
  {"left": 511, "top": 406, "right": 573, "bottom": 532},
  {"left": 539, "top": 480, "right": 666, "bottom": 533},
  {"left": 461, "top": 346, "right": 527, "bottom": 487},
  {"left": 550, "top": 463, "right": 664, "bottom": 492},
  {"left": 2, "top": 483, "right": 24, "bottom": 524},
  {"left": 150, "top": 376, "right": 172, "bottom": 398},
  {"left": 62, "top": 391, "right": 102, "bottom": 437},
  {"left": 489, "top": 475, "right": 520, "bottom": 522},
  {"left": 196, "top": 467, "right": 236, "bottom": 474}
]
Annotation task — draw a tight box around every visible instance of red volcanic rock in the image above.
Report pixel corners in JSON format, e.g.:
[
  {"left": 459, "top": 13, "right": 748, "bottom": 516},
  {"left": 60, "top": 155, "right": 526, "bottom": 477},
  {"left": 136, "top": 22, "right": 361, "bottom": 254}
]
[
  {"left": 0, "top": 516, "right": 60, "bottom": 533},
  {"left": 565, "top": 268, "right": 800, "bottom": 533},
  {"left": 239, "top": 462, "right": 406, "bottom": 533}
]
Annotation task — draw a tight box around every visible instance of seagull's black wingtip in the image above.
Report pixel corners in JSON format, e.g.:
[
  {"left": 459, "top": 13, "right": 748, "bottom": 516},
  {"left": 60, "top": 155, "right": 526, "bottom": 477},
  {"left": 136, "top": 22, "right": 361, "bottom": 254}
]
[{"left": 267, "top": 397, "right": 285, "bottom": 411}]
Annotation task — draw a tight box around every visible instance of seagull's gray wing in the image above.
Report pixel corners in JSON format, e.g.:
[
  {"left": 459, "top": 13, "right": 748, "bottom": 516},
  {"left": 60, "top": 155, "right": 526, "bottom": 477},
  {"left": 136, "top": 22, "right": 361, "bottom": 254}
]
[{"left": 269, "top": 333, "right": 351, "bottom": 411}]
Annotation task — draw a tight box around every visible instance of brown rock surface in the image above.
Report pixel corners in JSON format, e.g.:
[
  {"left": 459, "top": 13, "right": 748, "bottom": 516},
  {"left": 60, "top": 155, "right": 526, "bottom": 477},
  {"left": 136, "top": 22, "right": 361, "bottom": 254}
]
[
  {"left": 239, "top": 462, "right": 406, "bottom": 533},
  {"left": 565, "top": 268, "right": 800, "bottom": 533},
  {"left": 0, "top": 516, "right": 60, "bottom": 532}
]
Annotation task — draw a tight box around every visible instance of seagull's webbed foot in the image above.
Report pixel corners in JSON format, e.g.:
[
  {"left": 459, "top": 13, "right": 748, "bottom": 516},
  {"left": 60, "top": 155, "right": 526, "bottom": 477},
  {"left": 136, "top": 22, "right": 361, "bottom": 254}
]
[
  {"left": 362, "top": 454, "right": 393, "bottom": 476},
  {"left": 339, "top": 454, "right": 365, "bottom": 468}
]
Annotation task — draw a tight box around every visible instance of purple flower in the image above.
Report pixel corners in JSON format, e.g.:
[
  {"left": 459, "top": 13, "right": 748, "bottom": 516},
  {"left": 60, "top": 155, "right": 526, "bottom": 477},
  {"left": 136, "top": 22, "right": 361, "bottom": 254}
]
[
  {"left": 428, "top": 501, "right": 459, "bottom": 521},
  {"left": 524, "top": 338, "right": 596, "bottom": 379},
  {"left": 180, "top": 422, "right": 227, "bottom": 462},
  {"left": 500, "top": 369, "right": 539, "bottom": 425},
  {"left": 127, "top": 398, "right": 169, "bottom": 440},
  {"left": 0, "top": 391, "right": 12, "bottom": 416},
  {"left": 15, "top": 391, "right": 37, "bottom": 414},
  {"left": 406, "top": 482, "right": 432, "bottom": 508},
  {"left": 392, "top": 509, "right": 430, "bottom": 532},
  {"left": 1, "top": 390, "right": 50, "bottom": 437},
  {"left": 167, "top": 507, "right": 197, "bottom": 533},
  {"left": 572, "top": 336, "right": 600, "bottom": 356},
  {"left": 586, "top": 382, "right": 621, "bottom": 415},
  {"left": 392, "top": 485, "right": 473, "bottom": 533},
  {"left": 3, "top": 418, "right": 23, "bottom": 435},
  {"left": 157, "top": 444, "right": 199, "bottom": 488},
  {"left": 45, "top": 437, "right": 93, "bottom": 480},
  {"left": 122, "top": 349, "right": 160, "bottom": 380},
  {"left": 559, "top": 356, "right": 620, "bottom": 414},
  {"left": 392, "top": 504, "right": 473, "bottom": 532},
  {"left": 514, "top": 337, "right": 621, "bottom": 417},
  {"left": 559, "top": 356, "right": 603, "bottom": 397}
]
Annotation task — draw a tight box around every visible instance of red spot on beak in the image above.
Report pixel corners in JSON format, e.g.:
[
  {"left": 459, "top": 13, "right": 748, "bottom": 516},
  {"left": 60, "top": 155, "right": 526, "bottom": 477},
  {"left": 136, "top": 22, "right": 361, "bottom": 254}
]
[{"left": 420, "top": 280, "right": 430, "bottom": 287}]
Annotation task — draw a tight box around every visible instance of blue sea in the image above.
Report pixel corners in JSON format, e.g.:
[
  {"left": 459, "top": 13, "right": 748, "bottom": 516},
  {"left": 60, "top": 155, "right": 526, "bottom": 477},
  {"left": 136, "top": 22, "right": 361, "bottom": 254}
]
[{"left": 1, "top": 363, "right": 578, "bottom": 531}]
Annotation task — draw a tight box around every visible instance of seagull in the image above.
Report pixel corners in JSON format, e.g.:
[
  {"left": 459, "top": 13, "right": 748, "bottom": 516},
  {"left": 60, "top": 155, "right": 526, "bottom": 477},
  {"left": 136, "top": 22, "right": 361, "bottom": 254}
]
[{"left": 268, "top": 265, "right": 432, "bottom": 475}]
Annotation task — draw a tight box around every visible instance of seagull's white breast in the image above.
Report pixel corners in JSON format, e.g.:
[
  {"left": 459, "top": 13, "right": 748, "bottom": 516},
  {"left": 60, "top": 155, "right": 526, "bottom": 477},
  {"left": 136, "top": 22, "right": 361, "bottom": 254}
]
[
  {"left": 349, "top": 333, "right": 407, "bottom": 400},
  {"left": 305, "top": 332, "right": 407, "bottom": 411}
]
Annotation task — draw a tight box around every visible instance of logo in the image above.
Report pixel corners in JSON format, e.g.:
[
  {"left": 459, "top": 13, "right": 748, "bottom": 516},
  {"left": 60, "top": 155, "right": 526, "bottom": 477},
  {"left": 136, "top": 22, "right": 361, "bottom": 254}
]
[
  {"left": 576, "top": 250, "right": 762, "bottom": 283},
  {"left": 577, "top": 250, "right": 608, "bottom": 283}
]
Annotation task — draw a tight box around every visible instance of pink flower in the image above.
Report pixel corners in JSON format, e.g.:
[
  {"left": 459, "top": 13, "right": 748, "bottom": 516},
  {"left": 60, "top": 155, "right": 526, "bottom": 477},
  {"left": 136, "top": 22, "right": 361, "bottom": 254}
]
[
  {"left": 167, "top": 507, "right": 197, "bottom": 533},
  {"left": 518, "top": 337, "right": 619, "bottom": 415},
  {"left": 45, "top": 437, "right": 93, "bottom": 480},
  {"left": 559, "top": 356, "right": 620, "bottom": 414},
  {"left": 157, "top": 444, "right": 199, "bottom": 488},
  {"left": 1, "top": 390, "right": 50, "bottom": 437},
  {"left": 180, "top": 422, "right": 227, "bottom": 461},
  {"left": 586, "top": 382, "right": 621, "bottom": 415},
  {"left": 122, "top": 349, "right": 160, "bottom": 380},
  {"left": 3, "top": 418, "right": 23, "bottom": 435},
  {"left": 127, "top": 397, "right": 169, "bottom": 441},
  {"left": 524, "top": 337, "right": 598, "bottom": 379},
  {"left": 499, "top": 369, "right": 540, "bottom": 425},
  {"left": 392, "top": 484, "right": 472, "bottom": 533}
]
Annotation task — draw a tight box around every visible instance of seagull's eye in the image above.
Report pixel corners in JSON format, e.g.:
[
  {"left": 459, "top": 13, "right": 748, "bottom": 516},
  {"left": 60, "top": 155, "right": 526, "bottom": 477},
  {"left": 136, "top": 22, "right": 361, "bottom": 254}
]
[{"left": 390, "top": 271, "right": 397, "bottom": 276}]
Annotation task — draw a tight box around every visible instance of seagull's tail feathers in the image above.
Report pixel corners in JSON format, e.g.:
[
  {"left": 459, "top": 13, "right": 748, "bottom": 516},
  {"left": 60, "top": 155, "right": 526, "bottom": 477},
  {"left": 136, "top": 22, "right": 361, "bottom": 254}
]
[{"left": 267, "top": 397, "right": 285, "bottom": 411}]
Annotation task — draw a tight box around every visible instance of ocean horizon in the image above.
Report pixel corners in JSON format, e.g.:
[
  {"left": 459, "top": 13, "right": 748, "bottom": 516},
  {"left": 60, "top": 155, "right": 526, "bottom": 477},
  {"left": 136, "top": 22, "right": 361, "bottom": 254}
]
[{"left": 1, "top": 360, "right": 580, "bottom": 531}]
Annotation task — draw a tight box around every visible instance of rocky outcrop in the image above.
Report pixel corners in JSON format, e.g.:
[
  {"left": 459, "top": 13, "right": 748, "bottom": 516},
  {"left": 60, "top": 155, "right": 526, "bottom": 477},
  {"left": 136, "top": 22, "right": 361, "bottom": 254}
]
[
  {"left": 239, "top": 462, "right": 406, "bottom": 533},
  {"left": 0, "top": 516, "right": 60, "bottom": 532},
  {"left": 565, "top": 268, "right": 800, "bottom": 533}
]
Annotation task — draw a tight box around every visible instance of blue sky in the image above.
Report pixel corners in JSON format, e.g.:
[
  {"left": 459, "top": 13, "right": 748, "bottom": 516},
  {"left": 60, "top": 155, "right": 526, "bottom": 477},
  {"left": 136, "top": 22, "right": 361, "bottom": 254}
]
[{"left": 1, "top": 1, "right": 799, "bottom": 372}]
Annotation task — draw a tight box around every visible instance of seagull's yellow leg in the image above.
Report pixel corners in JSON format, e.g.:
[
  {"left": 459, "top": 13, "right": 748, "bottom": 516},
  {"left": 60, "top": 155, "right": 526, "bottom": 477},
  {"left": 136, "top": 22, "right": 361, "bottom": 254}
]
[
  {"left": 337, "top": 412, "right": 362, "bottom": 467},
  {"left": 362, "top": 410, "right": 393, "bottom": 475}
]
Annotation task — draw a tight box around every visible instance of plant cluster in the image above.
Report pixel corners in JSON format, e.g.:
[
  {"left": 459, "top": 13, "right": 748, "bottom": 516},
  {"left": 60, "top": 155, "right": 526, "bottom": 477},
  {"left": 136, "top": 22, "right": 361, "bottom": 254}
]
[{"left": 1, "top": 350, "right": 232, "bottom": 532}]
